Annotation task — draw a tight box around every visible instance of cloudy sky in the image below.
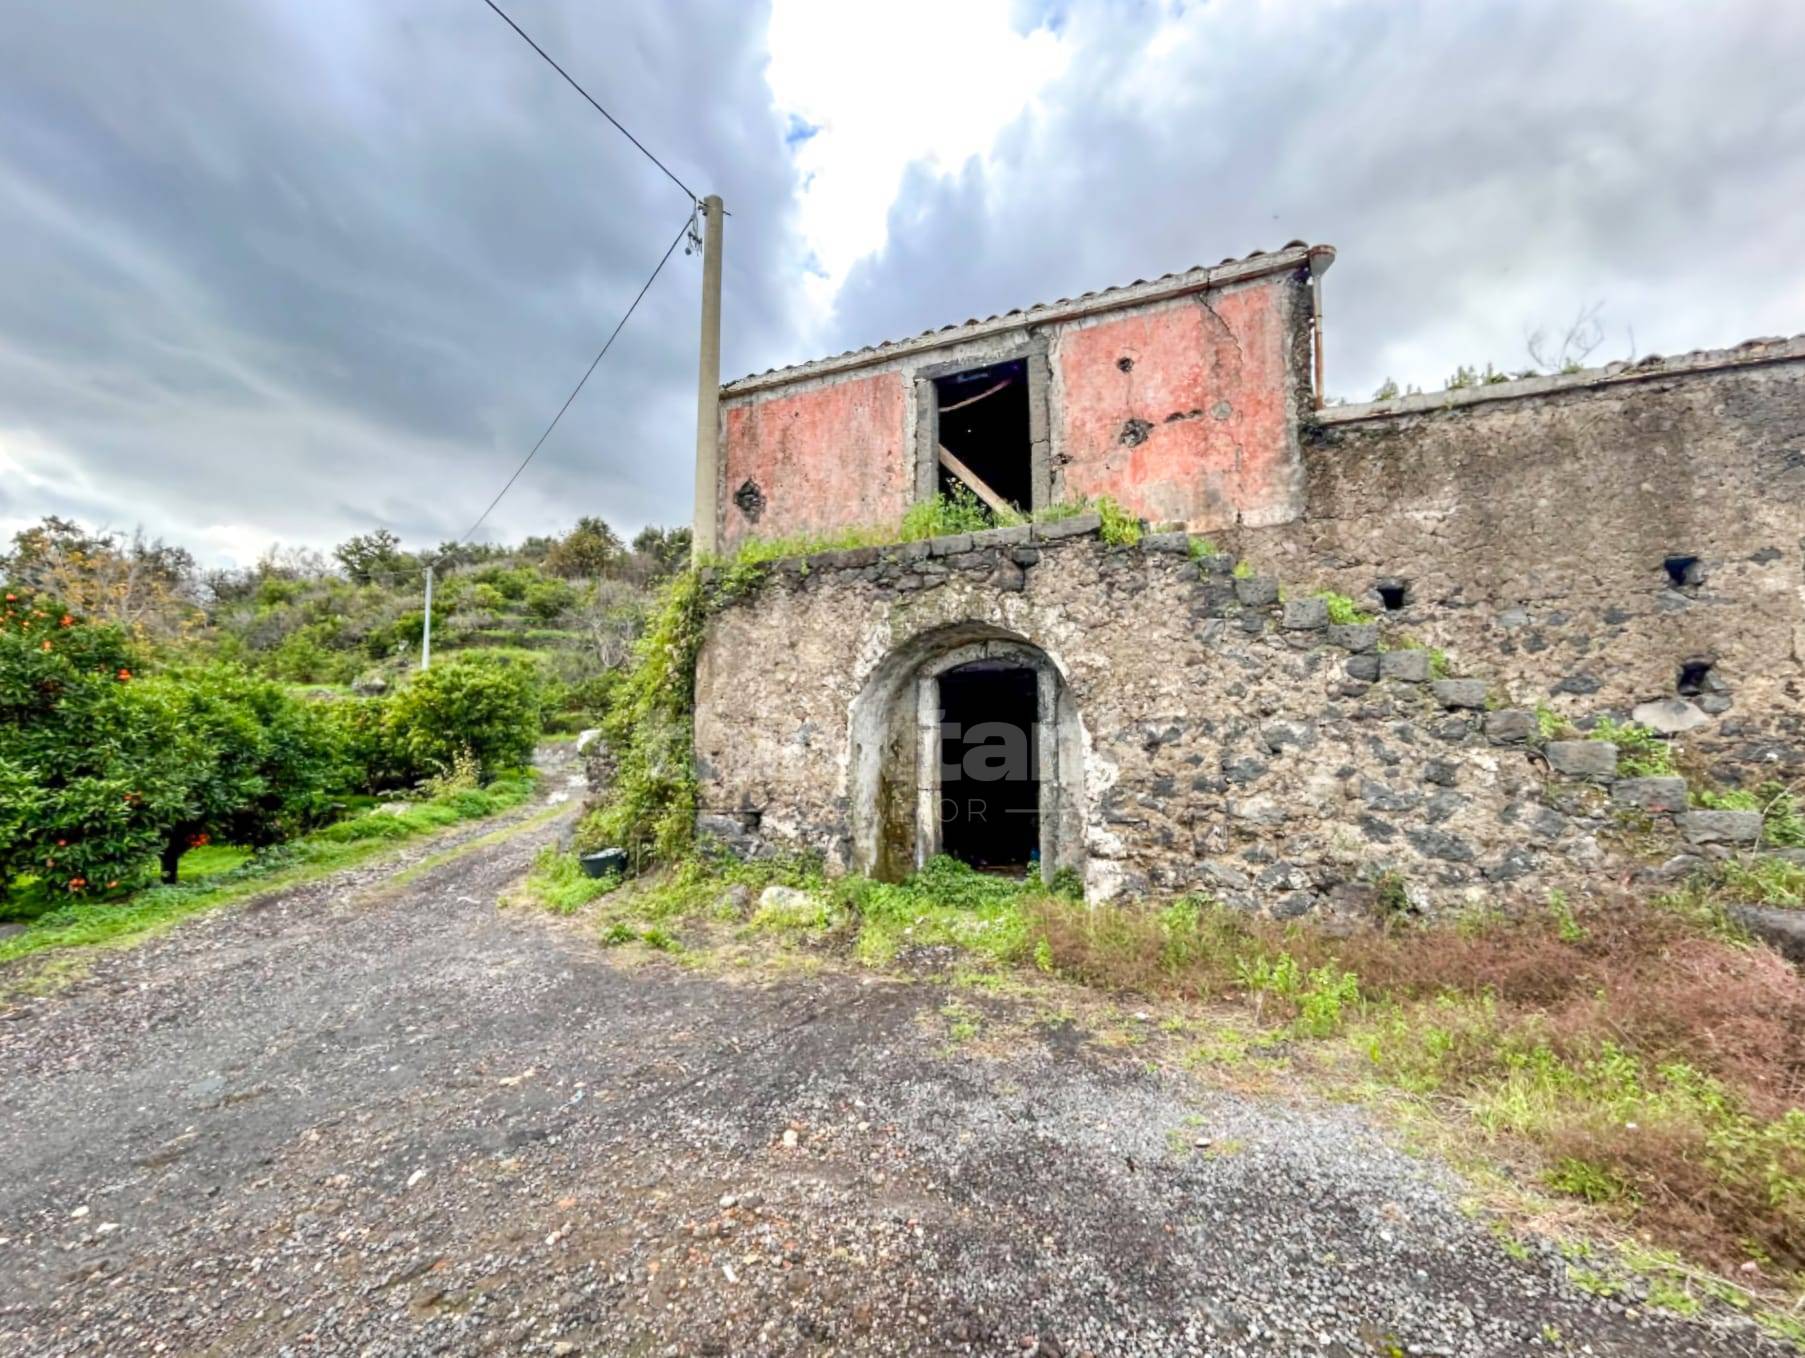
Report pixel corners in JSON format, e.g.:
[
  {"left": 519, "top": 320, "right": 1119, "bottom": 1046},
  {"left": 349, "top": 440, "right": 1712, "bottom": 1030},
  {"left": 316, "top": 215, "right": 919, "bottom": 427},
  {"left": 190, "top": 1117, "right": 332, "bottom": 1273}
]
[{"left": 3, "top": 0, "right": 1802, "bottom": 565}]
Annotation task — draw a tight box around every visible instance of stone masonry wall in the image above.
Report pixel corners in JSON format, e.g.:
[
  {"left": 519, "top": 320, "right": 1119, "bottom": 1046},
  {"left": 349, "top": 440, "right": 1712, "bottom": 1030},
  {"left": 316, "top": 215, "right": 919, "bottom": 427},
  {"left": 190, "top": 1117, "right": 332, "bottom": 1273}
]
[
  {"left": 692, "top": 522, "right": 1761, "bottom": 914},
  {"left": 1236, "top": 342, "right": 1805, "bottom": 787}
]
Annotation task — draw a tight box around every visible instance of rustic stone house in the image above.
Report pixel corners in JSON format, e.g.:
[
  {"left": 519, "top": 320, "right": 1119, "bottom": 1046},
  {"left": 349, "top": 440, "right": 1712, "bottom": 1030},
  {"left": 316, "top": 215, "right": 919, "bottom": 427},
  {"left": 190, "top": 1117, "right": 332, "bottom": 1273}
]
[{"left": 691, "top": 241, "right": 1805, "bottom": 914}]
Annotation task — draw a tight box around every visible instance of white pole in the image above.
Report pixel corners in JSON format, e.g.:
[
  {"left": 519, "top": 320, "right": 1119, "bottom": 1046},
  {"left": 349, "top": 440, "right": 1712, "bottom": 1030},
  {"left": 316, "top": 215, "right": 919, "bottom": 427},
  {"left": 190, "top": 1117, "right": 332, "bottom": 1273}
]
[{"left": 420, "top": 563, "right": 434, "bottom": 671}]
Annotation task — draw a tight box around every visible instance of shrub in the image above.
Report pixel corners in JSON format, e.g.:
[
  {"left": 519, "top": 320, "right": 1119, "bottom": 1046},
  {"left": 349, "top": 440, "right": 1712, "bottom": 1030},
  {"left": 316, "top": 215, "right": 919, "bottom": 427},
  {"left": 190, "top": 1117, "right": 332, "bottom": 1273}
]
[
  {"left": 382, "top": 652, "right": 542, "bottom": 780},
  {"left": 323, "top": 695, "right": 411, "bottom": 793}
]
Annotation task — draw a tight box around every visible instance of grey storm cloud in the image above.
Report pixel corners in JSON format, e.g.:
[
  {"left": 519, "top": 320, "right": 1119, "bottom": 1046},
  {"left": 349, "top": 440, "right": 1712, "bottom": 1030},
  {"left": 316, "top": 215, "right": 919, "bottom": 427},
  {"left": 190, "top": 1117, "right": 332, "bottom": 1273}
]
[
  {"left": 831, "top": 0, "right": 1805, "bottom": 403},
  {"left": 3, "top": 1, "right": 1803, "bottom": 564},
  {"left": 0, "top": 0, "right": 806, "bottom": 561}
]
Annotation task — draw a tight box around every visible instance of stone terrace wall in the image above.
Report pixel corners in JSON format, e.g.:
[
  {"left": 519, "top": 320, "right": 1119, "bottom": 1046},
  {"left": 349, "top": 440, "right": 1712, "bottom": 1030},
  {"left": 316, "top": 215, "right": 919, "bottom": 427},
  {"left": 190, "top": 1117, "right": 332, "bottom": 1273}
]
[
  {"left": 1237, "top": 340, "right": 1805, "bottom": 786},
  {"left": 692, "top": 523, "right": 1741, "bottom": 914}
]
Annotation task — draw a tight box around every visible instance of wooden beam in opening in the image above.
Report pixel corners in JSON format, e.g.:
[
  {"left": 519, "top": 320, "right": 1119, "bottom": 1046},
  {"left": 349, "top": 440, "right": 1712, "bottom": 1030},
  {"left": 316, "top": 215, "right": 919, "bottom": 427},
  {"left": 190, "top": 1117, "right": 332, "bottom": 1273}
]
[
  {"left": 937, "top": 444, "right": 1014, "bottom": 516},
  {"left": 936, "top": 377, "right": 1012, "bottom": 415}
]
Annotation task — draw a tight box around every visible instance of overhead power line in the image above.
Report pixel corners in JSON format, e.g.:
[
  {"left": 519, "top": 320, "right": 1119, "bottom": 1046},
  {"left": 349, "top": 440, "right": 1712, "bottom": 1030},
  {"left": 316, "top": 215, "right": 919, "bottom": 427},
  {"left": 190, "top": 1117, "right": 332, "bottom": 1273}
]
[
  {"left": 478, "top": 0, "right": 698, "bottom": 205},
  {"left": 449, "top": 210, "right": 694, "bottom": 552}
]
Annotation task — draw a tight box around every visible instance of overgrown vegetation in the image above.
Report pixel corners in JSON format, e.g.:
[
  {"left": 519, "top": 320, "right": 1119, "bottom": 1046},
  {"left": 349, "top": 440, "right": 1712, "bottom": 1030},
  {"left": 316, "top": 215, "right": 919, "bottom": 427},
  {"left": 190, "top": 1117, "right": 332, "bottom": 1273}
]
[
  {"left": 1, "top": 773, "right": 535, "bottom": 964},
  {"left": 571, "top": 570, "right": 704, "bottom": 868},
  {"left": 0, "top": 511, "right": 682, "bottom": 919},
  {"left": 1316, "top": 590, "right": 1375, "bottom": 625},
  {"left": 536, "top": 849, "right": 1805, "bottom": 1295}
]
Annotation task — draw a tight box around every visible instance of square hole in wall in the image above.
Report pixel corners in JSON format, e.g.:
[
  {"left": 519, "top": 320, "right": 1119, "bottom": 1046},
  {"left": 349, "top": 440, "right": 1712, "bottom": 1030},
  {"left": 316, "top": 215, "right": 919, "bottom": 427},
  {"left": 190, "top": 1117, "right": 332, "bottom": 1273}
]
[
  {"left": 934, "top": 359, "right": 1031, "bottom": 513},
  {"left": 1676, "top": 657, "right": 1714, "bottom": 696},
  {"left": 1374, "top": 578, "right": 1411, "bottom": 611},
  {"left": 1663, "top": 554, "right": 1702, "bottom": 587}
]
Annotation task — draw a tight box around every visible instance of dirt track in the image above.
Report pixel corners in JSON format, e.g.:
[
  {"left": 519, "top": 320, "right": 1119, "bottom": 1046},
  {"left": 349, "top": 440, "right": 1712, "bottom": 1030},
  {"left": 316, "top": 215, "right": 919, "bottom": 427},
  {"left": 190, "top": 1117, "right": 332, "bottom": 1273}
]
[{"left": 0, "top": 788, "right": 1786, "bottom": 1356}]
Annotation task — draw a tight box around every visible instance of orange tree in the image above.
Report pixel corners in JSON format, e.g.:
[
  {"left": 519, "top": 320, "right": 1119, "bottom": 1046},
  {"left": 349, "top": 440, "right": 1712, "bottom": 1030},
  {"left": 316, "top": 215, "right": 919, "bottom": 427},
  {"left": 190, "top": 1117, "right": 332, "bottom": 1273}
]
[
  {"left": 0, "top": 595, "right": 190, "bottom": 895},
  {"left": 1, "top": 598, "right": 346, "bottom": 895},
  {"left": 137, "top": 663, "right": 342, "bottom": 882}
]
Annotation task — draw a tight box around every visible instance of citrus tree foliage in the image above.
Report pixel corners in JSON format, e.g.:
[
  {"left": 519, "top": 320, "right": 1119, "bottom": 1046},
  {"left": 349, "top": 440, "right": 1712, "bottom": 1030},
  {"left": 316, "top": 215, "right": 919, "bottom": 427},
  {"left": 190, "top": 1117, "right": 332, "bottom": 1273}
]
[
  {"left": 1, "top": 596, "right": 345, "bottom": 891},
  {"left": 0, "top": 596, "right": 189, "bottom": 893},
  {"left": 382, "top": 652, "right": 543, "bottom": 780},
  {"left": 138, "top": 664, "right": 342, "bottom": 882}
]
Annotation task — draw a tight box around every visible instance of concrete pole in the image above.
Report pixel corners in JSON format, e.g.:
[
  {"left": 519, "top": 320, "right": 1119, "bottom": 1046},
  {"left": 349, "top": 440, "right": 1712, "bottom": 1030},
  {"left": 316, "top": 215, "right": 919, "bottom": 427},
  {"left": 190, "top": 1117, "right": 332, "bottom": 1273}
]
[
  {"left": 691, "top": 194, "right": 724, "bottom": 562},
  {"left": 419, "top": 563, "right": 434, "bottom": 671}
]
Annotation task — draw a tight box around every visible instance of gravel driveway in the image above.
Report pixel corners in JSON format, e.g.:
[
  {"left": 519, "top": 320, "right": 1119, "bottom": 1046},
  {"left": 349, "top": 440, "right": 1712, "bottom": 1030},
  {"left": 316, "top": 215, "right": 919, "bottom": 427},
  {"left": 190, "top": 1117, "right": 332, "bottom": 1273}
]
[{"left": 0, "top": 787, "right": 1788, "bottom": 1356}]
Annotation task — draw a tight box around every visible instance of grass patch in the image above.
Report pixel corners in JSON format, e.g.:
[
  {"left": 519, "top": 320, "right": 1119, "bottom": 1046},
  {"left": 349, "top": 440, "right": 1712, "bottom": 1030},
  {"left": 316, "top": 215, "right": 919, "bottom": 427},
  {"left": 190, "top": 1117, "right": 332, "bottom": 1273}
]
[
  {"left": 1027, "top": 890, "right": 1805, "bottom": 1282},
  {"left": 0, "top": 774, "right": 537, "bottom": 968},
  {"left": 1587, "top": 716, "right": 1677, "bottom": 777},
  {"left": 518, "top": 844, "right": 622, "bottom": 915},
  {"left": 1695, "top": 782, "right": 1805, "bottom": 848},
  {"left": 1316, "top": 591, "right": 1375, "bottom": 625},
  {"left": 1094, "top": 495, "right": 1142, "bottom": 547},
  {"left": 549, "top": 839, "right": 1805, "bottom": 1293}
]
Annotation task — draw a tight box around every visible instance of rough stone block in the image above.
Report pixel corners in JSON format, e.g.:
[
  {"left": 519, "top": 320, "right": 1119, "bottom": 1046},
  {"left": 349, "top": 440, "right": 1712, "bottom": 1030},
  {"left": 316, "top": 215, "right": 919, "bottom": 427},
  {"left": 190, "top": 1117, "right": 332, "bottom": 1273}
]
[
  {"left": 926, "top": 533, "right": 973, "bottom": 556},
  {"left": 1281, "top": 597, "right": 1330, "bottom": 630},
  {"left": 989, "top": 560, "right": 1027, "bottom": 593},
  {"left": 1546, "top": 739, "right": 1618, "bottom": 779},
  {"left": 1031, "top": 511, "right": 1101, "bottom": 541},
  {"left": 1010, "top": 546, "right": 1041, "bottom": 566},
  {"left": 1379, "top": 650, "right": 1431, "bottom": 682},
  {"left": 1430, "top": 678, "right": 1488, "bottom": 710},
  {"left": 970, "top": 523, "right": 1031, "bottom": 549},
  {"left": 1677, "top": 810, "right": 1763, "bottom": 845},
  {"left": 1234, "top": 575, "right": 1279, "bottom": 607},
  {"left": 1326, "top": 622, "right": 1379, "bottom": 652},
  {"left": 1484, "top": 708, "right": 1536, "bottom": 743},
  {"left": 1611, "top": 777, "right": 1689, "bottom": 813},
  {"left": 1344, "top": 653, "right": 1380, "bottom": 682},
  {"left": 1631, "top": 697, "right": 1709, "bottom": 734},
  {"left": 1140, "top": 530, "right": 1191, "bottom": 554},
  {"left": 1728, "top": 904, "right": 1805, "bottom": 964}
]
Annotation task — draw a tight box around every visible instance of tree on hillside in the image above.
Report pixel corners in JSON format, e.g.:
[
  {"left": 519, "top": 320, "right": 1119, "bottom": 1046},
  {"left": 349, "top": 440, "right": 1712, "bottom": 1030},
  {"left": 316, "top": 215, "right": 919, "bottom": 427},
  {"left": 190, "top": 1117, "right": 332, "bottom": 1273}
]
[
  {"left": 334, "top": 528, "right": 417, "bottom": 586},
  {"left": 2, "top": 517, "right": 198, "bottom": 639},
  {"left": 630, "top": 525, "right": 692, "bottom": 578},
  {"left": 544, "top": 517, "right": 624, "bottom": 579}
]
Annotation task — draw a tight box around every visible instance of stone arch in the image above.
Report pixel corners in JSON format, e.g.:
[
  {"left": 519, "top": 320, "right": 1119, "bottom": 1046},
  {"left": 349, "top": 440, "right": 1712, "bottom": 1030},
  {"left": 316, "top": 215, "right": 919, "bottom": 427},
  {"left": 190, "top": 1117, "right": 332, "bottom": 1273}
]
[{"left": 848, "top": 621, "right": 1086, "bottom": 882}]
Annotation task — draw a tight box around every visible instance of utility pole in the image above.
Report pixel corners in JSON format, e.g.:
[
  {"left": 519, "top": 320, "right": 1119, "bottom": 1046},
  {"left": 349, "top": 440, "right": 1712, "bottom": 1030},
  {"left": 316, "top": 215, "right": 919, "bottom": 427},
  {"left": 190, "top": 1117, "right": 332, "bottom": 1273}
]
[
  {"left": 419, "top": 562, "right": 434, "bottom": 671},
  {"left": 691, "top": 194, "right": 724, "bottom": 562}
]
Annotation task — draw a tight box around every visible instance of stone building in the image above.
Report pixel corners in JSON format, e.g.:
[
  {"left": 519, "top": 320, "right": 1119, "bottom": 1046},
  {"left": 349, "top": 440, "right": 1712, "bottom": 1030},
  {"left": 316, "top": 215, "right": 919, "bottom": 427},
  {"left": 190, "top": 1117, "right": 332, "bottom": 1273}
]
[{"left": 691, "top": 242, "right": 1805, "bottom": 913}]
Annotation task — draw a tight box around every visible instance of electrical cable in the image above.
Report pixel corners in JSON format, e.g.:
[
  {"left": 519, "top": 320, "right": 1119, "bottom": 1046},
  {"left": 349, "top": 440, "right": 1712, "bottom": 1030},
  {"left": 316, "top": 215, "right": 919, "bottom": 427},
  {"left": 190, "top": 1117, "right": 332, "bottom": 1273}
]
[
  {"left": 478, "top": 0, "right": 698, "bottom": 206},
  {"left": 447, "top": 210, "right": 693, "bottom": 554}
]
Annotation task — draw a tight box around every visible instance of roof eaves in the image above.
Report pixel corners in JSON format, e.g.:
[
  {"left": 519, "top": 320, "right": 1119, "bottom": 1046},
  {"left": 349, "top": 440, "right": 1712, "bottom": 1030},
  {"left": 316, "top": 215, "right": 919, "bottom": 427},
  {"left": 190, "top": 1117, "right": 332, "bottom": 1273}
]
[{"left": 724, "top": 240, "right": 1325, "bottom": 398}]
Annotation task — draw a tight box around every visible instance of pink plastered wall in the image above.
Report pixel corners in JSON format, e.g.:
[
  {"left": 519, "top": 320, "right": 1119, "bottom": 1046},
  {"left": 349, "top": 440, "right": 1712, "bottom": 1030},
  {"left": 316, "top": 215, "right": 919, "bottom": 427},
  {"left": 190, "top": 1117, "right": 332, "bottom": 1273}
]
[
  {"left": 719, "top": 371, "right": 911, "bottom": 551},
  {"left": 1053, "top": 279, "right": 1297, "bottom": 529}
]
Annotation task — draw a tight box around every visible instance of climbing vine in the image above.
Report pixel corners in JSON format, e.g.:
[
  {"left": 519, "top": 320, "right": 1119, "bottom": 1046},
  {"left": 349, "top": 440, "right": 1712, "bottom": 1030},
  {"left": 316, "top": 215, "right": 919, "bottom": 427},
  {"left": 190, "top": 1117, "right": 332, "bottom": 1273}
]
[{"left": 575, "top": 568, "right": 704, "bottom": 865}]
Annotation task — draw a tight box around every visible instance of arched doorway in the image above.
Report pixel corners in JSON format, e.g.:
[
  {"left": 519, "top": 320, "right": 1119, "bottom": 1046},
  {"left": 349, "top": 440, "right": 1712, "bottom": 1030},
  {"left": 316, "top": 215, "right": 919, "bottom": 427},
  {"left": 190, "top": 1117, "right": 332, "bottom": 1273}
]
[{"left": 849, "top": 624, "right": 1085, "bottom": 882}]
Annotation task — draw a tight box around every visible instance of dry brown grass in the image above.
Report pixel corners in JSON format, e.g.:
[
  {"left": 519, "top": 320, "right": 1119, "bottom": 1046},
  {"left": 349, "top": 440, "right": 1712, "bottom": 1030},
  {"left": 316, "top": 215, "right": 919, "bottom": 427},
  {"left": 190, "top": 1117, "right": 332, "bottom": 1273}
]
[{"left": 1021, "top": 890, "right": 1805, "bottom": 1280}]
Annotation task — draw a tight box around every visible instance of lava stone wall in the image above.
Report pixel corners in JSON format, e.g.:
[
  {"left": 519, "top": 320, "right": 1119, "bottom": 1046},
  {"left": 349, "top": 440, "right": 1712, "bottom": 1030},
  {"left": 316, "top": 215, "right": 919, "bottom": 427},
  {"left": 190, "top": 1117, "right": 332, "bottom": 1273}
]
[
  {"left": 692, "top": 525, "right": 1715, "bottom": 912},
  {"left": 1238, "top": 343, "right": 1805, "bottom": 784}
]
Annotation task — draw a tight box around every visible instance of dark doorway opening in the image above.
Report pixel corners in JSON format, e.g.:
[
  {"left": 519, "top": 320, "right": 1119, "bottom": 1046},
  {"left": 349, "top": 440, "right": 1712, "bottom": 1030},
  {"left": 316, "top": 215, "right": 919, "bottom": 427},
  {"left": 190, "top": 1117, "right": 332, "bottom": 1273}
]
[
  {"left": 935, "top": 359, "right": 1032, "bottom": 512},
  {"left": 938, "top": 662, "right": 1039, "bottom": 872}
]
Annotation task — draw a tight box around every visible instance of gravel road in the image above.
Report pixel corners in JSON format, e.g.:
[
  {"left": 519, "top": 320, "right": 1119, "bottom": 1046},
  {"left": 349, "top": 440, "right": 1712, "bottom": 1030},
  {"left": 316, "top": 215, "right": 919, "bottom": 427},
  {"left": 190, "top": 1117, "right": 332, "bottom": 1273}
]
[{"left": 0, "top": 777, "right": 1788, "bottom": 1356}]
